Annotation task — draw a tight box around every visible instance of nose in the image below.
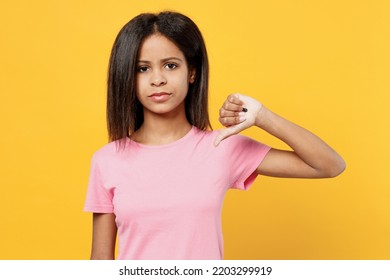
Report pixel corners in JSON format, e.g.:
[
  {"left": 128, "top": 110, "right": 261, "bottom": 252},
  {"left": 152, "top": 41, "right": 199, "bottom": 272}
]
[{"left": 150, "top": 70, "right": 167, "bottom": 87}]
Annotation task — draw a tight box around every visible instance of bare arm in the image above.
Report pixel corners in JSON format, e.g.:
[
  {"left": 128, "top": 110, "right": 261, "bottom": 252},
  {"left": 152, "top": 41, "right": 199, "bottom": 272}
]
[
  {"left": 90, "top": 213, "right": 117, "bottom": 260},
  {"left": 215, "top": 94, "right": 345, "bottom": 178},
  {"left": 254, "top": 108, "right": 345, "bottom": 178}
]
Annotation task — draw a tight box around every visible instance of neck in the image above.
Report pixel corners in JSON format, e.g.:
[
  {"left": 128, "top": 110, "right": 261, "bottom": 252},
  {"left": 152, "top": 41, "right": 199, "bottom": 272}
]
[{"left": 132, "top": 106, "right": 192, "bottom": 146}]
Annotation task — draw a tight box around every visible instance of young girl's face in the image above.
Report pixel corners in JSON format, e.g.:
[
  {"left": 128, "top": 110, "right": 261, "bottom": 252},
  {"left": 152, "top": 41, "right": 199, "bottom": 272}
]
[{"left": 135, "top": 34, "right": 195, "bottom": 117}]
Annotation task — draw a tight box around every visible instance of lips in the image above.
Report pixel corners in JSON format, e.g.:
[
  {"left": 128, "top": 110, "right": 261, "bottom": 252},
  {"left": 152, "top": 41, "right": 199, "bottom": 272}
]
[
  {"left": 149, "top": 92, "right": 171, "bottom": 97},
  {"left": 148, "top": 92, "right": 172, "bottom": 102}
]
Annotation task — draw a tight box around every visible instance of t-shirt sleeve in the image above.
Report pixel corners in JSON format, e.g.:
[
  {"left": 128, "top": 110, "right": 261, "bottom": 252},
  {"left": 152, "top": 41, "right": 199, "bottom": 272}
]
[
  {"left": 83, "top": 153, "right": 114, "bottom": 213},
  {"left": 225, "top": 134, "right": 271, "bottom": 191}
]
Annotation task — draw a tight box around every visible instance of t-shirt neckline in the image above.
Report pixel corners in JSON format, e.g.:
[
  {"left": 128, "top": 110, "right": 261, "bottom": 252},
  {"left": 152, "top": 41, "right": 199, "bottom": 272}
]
[{"left": 126, "top": 126, "right": 197, "bottom": 149}]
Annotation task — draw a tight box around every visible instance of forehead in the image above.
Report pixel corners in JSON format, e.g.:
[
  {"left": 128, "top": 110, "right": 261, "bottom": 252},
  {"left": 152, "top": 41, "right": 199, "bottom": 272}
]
[{"left": 138, "top": 34, "right": 185, "bottom": 60}]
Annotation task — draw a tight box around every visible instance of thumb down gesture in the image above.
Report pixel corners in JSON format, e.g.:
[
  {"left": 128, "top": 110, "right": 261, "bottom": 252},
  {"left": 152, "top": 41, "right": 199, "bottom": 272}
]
[{"left": 214, "top": 93, "right": 264, "bottom": 146}]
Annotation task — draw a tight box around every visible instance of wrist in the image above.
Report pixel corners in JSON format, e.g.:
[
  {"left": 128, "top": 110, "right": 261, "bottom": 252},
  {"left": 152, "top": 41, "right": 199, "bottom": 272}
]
[{"left": 255, "top": 105, "right": 269, "bottom": 128}]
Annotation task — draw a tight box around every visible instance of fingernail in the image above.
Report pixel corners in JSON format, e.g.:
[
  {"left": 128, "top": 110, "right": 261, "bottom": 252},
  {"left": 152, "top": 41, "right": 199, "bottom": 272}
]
[
  {"left": 238, "top": 112, "right": 245, "bottom": 116},
  {"left": 239, "top": 116, "right": 246, "bottom": 122}
]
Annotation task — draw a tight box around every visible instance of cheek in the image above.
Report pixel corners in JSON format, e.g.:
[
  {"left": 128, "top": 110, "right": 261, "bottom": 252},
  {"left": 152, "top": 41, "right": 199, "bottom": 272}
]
[
  {"left": 135, "top": 76, "right": 146, "bottom": 98},
  {"left": 176, "top": 73, "right": 191, "bottom": 93}
]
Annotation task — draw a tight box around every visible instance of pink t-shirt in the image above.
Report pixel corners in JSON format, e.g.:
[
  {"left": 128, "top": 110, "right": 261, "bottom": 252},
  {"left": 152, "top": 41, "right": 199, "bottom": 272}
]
[{"left": 84, "top": 127, "right": 270, "bottom": 259}]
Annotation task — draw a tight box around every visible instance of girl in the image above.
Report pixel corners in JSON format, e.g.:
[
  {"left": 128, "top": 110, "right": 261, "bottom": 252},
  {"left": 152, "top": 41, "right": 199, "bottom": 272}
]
[{"left": 84, "top": 11, "right": 345, "bottom": 260}]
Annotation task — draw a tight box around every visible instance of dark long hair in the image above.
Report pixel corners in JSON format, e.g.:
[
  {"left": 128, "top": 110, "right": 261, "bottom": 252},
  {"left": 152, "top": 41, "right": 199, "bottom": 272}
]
[{"left": 107, "top": 11, "right": 211, "bottom": 150}]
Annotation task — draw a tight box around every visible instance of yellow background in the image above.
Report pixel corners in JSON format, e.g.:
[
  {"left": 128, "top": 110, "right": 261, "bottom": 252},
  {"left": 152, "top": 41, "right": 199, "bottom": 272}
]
[{"left": 1, "top": 0, "right": 389, "bottom": 259}]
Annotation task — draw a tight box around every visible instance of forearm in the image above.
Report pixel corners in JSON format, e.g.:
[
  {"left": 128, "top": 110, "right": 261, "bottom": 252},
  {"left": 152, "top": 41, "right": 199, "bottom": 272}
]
[
  {"left": 90, "top": 213, "right": 117, "bottom": 260},
  {"left": 256, "top": 106, "right": 346, "bottom": 177}
]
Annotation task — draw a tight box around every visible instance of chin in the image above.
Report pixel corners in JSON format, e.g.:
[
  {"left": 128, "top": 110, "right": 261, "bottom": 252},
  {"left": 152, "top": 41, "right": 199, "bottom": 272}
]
[
  {"left": 144, "top": 102, "right": 186, "bottom": 116},
  {"left": 144, "top": 106, "right": 179, "bottom": 116}
]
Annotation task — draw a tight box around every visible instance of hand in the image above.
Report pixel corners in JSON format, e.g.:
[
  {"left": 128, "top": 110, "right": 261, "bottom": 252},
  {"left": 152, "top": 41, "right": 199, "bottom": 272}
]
[{"left": 214, "top": 93, "right": 264, "bottom": 146}]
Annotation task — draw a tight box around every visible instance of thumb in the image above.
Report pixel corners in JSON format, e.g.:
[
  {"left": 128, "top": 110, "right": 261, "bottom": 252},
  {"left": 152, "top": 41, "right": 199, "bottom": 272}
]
[{"left": 214, "top": 126, "right": 241, "bottom": 147}]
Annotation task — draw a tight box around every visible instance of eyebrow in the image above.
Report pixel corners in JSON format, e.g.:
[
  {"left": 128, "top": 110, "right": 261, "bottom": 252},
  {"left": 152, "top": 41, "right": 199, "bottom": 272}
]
[{"left": 137, "top": 57, "right": 184, "bottom": 63}]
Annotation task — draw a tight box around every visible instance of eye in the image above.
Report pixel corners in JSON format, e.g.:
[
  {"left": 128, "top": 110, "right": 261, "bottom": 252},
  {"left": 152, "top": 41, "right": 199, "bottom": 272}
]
[
  {"left": 165, "top": 63, "right": 177, "bottom": 70},
  {"left": 137, "top": 66, "right": 149, "bottom": 73}
]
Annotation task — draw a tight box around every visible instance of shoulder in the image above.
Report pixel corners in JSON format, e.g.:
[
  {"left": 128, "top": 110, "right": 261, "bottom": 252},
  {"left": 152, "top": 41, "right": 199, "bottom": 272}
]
[
  {"left": 192, "top": 126, "right": 258, "bottom": 143},
  {"left": 192, "top": 127, "right": 218, "bottom": 139},
  {"left": 215, "top": 131, "right": 270, "bottom": 156},
  {"left": 91, "top": 138, "right": 129, "bottom": 164},
  {"left": 191, "top": 127, "right": 221, "bottom": 149},
  {"left": 192, "top": 127, "right": 267, "bottom": 151}
]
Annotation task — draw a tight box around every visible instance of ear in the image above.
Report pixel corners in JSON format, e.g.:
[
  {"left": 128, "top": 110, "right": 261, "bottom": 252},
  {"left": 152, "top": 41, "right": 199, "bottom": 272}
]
[{"left": 189, "top": 68, "right": 196, "bottom": 84}]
